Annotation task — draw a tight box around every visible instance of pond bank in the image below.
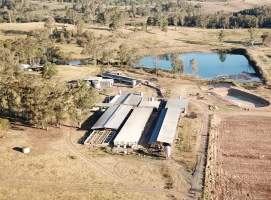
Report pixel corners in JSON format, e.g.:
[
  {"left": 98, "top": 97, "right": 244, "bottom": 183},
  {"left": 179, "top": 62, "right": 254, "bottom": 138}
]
[{"left": 216, "top": 48, "right": 271, "bottom": 86}]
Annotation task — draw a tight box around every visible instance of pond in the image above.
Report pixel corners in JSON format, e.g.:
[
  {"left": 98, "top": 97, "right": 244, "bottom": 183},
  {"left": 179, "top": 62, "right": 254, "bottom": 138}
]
[
  {"left": 68, "top": 60, "right": 82, "bottom": 66},
  {"left": 136, "top": 52, "right": 261, "bottom": 82},
  {"left": 226, "top": 88, "right": 270, "bottom": 108}
]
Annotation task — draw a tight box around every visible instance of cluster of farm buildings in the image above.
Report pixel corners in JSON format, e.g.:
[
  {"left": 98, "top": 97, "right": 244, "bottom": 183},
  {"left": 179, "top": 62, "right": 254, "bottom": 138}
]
[{"left": 84, "top": 92, "right": 188, "bottom": 157}]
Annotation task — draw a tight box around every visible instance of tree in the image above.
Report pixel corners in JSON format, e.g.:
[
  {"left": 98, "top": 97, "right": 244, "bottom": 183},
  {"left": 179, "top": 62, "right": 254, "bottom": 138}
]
[
  {"left": 218, "top": 30, "right": 225, "bottom": 43},
  {"left": 218, "top": 50, "right": 227, "bottom": 63},
  {"left": 160, "top": 15, "right": 168, "bottom": 32},
  {"left": 41, "top": 63, "right": 57, "bottom": 79},
  {"left": 109, "top": 8, "right": 125, "bottom": 31},
  {"left": 261, "top": 32, "right": 271, "bottom": 47},
  {"left": 190, "top": 59, "right": 198, "bottom": 75},
  {"left": 248, "top": 28, "right": 258, "bottom": 46},
  {"left": 76, "top": 19, "right": 84, "bottom": 35},
  {"left": 68, "top": 81, "right": 97, "bottom": 127},
  {"left": 82, "top": 32, "right": 101, "bottom": 67},
  {"left": 101, "top": 49, "right": 114, "bottom": 67},
  {"left": 171, "top": 54, "right": 182, "bottom": 74},
  {"left": 44, "top": 17, "right": 55, "bottom": 35},
  {"left": 118, "top": 44, "right": 136, "bottom": 67}
]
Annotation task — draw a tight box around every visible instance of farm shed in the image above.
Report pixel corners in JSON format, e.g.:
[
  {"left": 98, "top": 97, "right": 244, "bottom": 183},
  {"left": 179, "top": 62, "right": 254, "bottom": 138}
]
[
  {"left": 102, "top": 72, "right": 138, "bottom": 87},
  {"left": 114, "top": 107, "right": 154, "bottom": 147},
  {"left": 91, "top": 104, "right": 133, "bottom": 130},
  {"left": 84, "top": 76, "right": 114, "bottom": 89},
  {"left": 92, "top": 79, "right": 114, "bottom": 89},
  {"left": 149, "top": 108, "right": 181, "bottom": 145}
]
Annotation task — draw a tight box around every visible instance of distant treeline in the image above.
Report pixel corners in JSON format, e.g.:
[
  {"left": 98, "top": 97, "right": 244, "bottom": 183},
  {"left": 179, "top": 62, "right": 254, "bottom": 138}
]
[
  {"left": 147, "top": 6, "right": 271, "bottom": 29},
  {"left": 1, "top": 0, "right": 271, "bottom": 29}
]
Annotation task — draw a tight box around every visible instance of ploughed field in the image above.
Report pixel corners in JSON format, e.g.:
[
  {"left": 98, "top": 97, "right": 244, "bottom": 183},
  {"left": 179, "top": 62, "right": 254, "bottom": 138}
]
[{"left": 206, "top": 114, "right": 271, "bottom": 199}]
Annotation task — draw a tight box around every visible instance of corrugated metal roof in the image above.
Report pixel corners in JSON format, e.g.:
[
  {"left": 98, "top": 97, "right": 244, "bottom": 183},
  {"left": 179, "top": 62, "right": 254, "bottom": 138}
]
[
  {"left": 114, "top": 107, "right": 154, "bottom": 146},
  {"left": 104, "top": 105, "right": 133, "bottom": 129},
  {"left": 139, "top": 100, "right": 161, "bottom": 109},
  {"left": 165, "top": 98, "right": 189, "bottom": 112},
  {"left": 123, "top": 94, "right": 143, "bottom": 106},
  {"left": 109, "top": 94, "right": 129, "bottom": 104},
  {"left": 149, "top": 108, "right": 181, "bottom": 145},
  {"left": 110, "top": 93, "right": 143, "bottom": 106},
  {"left": 92, "top": 105, "right": 119, "bottom": 130},
  {"left": 91, "top": 105, "right": 132, "bottom": 130}
]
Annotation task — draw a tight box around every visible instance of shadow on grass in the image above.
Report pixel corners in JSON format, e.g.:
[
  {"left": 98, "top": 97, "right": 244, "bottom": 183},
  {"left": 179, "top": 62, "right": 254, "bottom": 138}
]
[
  {"left": 88, "top": 26, "right": 111, "bottom": 31},
  {"left": 224, "top": 40, "right": 244, "bottom": 45},
  {"left": 2, "top": 30, "right": 29, "bottom": 35},
  {"left": 80, "top": 111, "right": 102, "bottom": 131},
  {"left": 175, "top": 39, "right": 209, "bottom": 45},
  {"left": 78, "top": 111, "right": 103, "bottom": 144}
]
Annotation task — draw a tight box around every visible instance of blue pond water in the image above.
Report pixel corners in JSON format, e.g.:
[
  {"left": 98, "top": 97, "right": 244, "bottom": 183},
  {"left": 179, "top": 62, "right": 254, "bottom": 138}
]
[{"left": 136, "top": 52, "right": 261, "bottom": 82}]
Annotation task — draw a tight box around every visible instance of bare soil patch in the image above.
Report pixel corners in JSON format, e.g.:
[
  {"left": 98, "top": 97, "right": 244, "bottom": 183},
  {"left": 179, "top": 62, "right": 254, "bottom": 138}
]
[{"left": 205, "top": 113, "right": 271, "bottom": 199}]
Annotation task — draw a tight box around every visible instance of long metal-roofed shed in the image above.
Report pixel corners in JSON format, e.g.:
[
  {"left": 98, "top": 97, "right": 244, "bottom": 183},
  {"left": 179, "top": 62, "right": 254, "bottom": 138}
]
[
  {"left": 148, "top": 108, "right": 181, "bottom": 145},
  {"left": 114, "top": 107, "right": 154, "bottom": 147},
  {"left": 91, "top": 104, "right": 133, "bottom": 130},
  {"left": 149, "top": 98, "right": 189, "bottom": 146},
  {"left": 102, "top": 72, "right": 139, "bottom": 87}
]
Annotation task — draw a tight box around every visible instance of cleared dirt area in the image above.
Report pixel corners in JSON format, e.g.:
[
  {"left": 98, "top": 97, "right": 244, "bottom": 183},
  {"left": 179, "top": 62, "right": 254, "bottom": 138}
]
[
  {"left": 205, "top": 113, "right": 271, "bottom": 200},
  {"left": 0, "top": 122, "right": 193, "bottom": 200}
]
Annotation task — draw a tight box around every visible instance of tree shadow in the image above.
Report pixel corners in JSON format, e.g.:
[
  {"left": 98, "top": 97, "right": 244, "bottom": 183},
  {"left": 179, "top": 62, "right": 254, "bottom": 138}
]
[
  {"left": 88, "top": 26, "right": 110, "bottom": 31},
  {"left": 175, "top": 39, "right": 207, "bottom": 45},
  {"left": 2, "top": 30, "right": 30, "bottom": 35},
  {"left": 78, "top": 131, "right": 91, "bottom": 144},
  {"left": 224, "top": 40, "right": 244, "bottom": 45},
  {"left": 79, "top": 111, "right": 102, "bottom": 131}
]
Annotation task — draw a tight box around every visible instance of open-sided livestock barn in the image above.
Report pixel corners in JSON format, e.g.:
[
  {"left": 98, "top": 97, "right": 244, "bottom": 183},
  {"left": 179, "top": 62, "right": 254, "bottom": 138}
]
[
  {"left": 85, "top": 94, "right": 189, "bottom": 156},
  {"left": 149, "top": 98, "right": 189, "bottom": 146},
  {"left": 113, "top": 107, "right": 154, "bottom": 147}
]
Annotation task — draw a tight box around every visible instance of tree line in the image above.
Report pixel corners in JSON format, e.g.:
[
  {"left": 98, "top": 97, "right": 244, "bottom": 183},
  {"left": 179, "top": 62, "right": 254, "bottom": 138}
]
[{"left": 2, "top": 0, "right": 271, "bottom": 29}]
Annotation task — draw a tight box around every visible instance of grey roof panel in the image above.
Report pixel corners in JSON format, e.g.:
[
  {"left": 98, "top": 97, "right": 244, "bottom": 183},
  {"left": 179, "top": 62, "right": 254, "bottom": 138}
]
[
  {"left": 109, "top": 94, "right": 129, "bottom": 105},
  {"left": 123, "top": 94, "right": 143, "bottom": 106},
  {"left": 91, "top": 105, "right": 119, "bottom": 130},
  {"left": 104, "top": 105, "right": 133, "bottom": 129},
  {"left": 114, "top": 107, "right": 153, "bottom": 146},
  {"left": 157, "top": 108, "right": 181, "bottom": 144},
  {"left": 165, "top": 98, "right": 189, "bottom": 112},
  {"left": 149, "top": 108, "right": 181, "bottom": 145},
  {"left": 92, "top": 104, "right": 133, "bottom": 130},
  {"left": 139, "top": 100, "right": 160, "bottom": 109}
]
